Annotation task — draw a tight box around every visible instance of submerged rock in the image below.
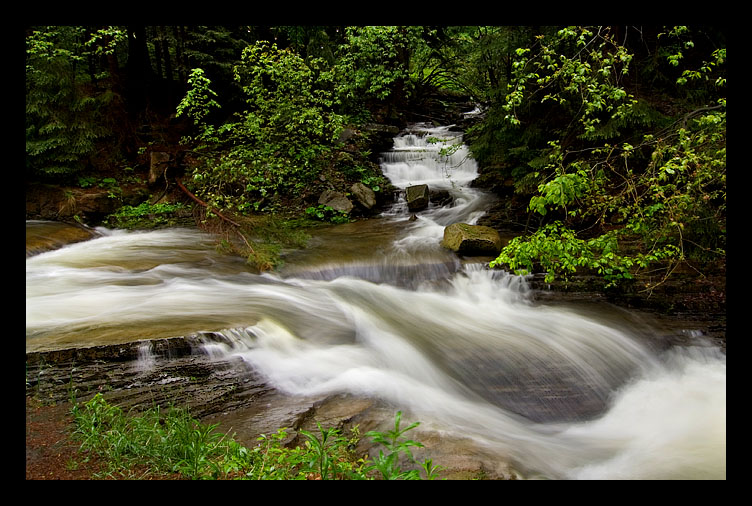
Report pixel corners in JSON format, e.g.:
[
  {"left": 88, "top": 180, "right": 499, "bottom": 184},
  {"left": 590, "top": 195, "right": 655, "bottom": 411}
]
[
  {"left": 441, "top": 223, "right": 502, "bottom": 256},
  {"left": 406, "top": 184, "right": 429, "bottom": 211}
]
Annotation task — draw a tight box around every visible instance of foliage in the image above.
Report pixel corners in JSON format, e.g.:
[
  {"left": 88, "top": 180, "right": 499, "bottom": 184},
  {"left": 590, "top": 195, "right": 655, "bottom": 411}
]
[
  {"left": 26, "top": 27, "right": 116, "bottom": 180},
  {"left": 70, "top": 394, "right": 443, "bottom": 480},
  {"left": 202, "top": 212, "right": 313, "bottom": 272},
  {"left": 416, "top": 26, "right": 537, "bottom": 100},
  {"left": 364, "top": 410, "right": 444, "bottom": 480},
  {"left": 106, "top": 201, "right": 187, "bottom": 229},
  {"left": 185, "top": 41, "right": 347, "bottom": 214},
  {"left": 176, "top": 68, "right": 221, "bottom": 131},
  {"left": 487, "top": 26, "right": 725, "bottom": 288},
  {"left": 71, "top": 393, "right": 228, "bottom": 479},
  {"left": 305, "top": 204, "right": 351, "bottom": 224},
  {"left": 333, "top": 26, "right": 424, "bottom": 107}
]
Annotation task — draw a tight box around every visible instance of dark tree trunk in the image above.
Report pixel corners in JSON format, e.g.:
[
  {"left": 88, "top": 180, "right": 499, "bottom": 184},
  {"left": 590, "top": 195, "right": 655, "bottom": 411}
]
[
  {"left": 126, "top": 25, "right": 153, "bottom": 115},
  {"left": 158, "top": 26, "right": 174, "bottom": 107}
]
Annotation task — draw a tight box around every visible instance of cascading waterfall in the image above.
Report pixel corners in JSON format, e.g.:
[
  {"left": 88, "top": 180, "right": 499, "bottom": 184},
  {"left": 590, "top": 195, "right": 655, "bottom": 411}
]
[
  {"left": 25, "top": 123, "right": 725, "bottom": 479},
  {"left": 380, "top": 124, "right": 495, "bottom": 253}
]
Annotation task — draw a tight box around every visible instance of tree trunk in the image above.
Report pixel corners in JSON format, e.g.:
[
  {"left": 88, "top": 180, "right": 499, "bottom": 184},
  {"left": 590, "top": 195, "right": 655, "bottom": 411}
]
[
  {"left": 172, "top": 26, "right": 187, "bottom": 84},
  {"left": 126, "top": 25, "right": 153, "bottom": 114},
  {"left": 158, "top": 26, "right": 174, "bottom": 107}
]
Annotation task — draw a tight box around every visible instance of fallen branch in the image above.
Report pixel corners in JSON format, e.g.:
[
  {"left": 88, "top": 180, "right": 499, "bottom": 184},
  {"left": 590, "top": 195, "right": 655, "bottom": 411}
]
[
  {"left": 176, "top": 179, "right": 240, "bottom": 227},
  {"left": 176, "top": 179, "right": 256, "bottom": 256}
]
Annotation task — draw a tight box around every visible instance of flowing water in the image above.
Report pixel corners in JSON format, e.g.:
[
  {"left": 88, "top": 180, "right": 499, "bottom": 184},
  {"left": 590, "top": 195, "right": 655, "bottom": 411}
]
[{"left": 25, "top": 123, "right": 725, "bottom": 479}]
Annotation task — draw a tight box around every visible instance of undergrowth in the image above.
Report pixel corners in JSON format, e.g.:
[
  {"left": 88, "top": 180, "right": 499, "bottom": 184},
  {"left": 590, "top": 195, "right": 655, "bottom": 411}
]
[{"left": 69, "top": 393, "right": 444, "bottom": 480}]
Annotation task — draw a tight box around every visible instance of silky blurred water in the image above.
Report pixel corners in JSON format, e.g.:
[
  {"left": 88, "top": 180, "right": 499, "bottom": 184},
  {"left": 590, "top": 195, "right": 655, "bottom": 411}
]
[{"left": 25, "top": 123, "right": 725, "bottom": 479}]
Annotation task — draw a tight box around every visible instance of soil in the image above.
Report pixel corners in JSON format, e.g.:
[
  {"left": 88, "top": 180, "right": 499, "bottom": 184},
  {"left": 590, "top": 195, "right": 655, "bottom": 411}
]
[
  {"left": 26, "top": 396, "right": 106, "bottom": 480},
  {"left": 25, "top": 397, "right": 187, "bottom": 480}
]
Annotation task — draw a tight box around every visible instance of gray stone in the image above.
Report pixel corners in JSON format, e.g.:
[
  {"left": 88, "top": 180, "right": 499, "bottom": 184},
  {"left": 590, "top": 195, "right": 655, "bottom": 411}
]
[
  {"left": 350, "top": 182, "right": 377, "bottom": 210},
  {"left": 318, "top": 190, "right": 354, "bottom": 214},
  {"left": 337, "top": 127, "right": 358, "bottom": 144},
  {"left": 441, "top": 223, "right": 502, "bottom": 256},
  {"left": 406, "top": 184, "right": 429, "bottom": 211}
]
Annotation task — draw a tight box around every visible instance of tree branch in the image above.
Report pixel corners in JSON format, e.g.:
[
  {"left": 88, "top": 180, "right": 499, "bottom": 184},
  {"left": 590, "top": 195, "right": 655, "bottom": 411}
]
[{"left": 175, "top": 179, "right": 240, "bottom": 227}]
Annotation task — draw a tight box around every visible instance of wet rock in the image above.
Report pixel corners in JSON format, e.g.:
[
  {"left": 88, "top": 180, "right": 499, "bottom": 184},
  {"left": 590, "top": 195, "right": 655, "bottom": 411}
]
[
  {"left": 26, "top": 221, "right": 100, "bottom": 257},
  {"left": 430, "top": 189, "right": 453, "bottom": 207},
  {"left": 318, "top": 190, "right": 354, "bottom": 214},
  {"left": 406, "top": 184, "right": 429, "bottom": 211},
  {"left": 350, "top": 182, "right": 377, "bottom": 210},
  {"left": 441, "top": 223, "right": 502, "bottom": 256}
]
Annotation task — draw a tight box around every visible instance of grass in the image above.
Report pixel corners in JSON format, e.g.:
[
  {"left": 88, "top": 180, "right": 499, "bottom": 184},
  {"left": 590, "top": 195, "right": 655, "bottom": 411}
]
[{"left": 69, "top": 393, "right": 443, "bottom": 480}]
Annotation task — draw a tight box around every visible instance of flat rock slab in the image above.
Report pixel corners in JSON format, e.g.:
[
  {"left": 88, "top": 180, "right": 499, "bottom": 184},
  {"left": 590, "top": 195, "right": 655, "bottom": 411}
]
[{"left": 26, "top": 221, "right": 100, "bottom": 257}]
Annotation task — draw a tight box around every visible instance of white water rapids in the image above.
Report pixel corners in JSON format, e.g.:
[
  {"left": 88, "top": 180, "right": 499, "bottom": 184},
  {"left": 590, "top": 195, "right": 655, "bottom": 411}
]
[{"left": 26, "top": 124, "right": 725, "bottom": 479}]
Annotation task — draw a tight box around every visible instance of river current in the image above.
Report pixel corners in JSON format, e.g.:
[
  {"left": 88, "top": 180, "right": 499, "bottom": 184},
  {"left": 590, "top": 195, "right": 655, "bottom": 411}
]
[{"left": 26, "top": 124, "right": 725, "bottom": 479}]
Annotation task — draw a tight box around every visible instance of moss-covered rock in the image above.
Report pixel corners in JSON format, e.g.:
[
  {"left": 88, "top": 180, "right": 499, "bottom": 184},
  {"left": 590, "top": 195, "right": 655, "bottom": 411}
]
[{"left": 441, "top": 223, "right": 502, "bottom": 256}]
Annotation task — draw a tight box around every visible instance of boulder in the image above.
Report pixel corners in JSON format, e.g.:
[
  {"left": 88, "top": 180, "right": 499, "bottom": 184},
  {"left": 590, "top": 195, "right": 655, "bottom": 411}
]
[
  {"left": 350, "top": 182, "right": 377, "bottom": 210},
  {"left": 406, "top": 184, "right": 429, "bottom": 211},
  {"left": 441, "top": 223, "right": 502, "bottom": 256},
  {"left": 430, "top": 189, "right": 453, "bottom": 207},
  {"left": 318, "top": 190, "right": 354, "bottom": 214}
]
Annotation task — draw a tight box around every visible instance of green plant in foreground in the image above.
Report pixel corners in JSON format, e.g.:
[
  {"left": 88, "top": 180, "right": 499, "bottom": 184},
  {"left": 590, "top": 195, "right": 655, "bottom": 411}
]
[
  {"left": 365, "top": 410, "right": 444, "bottom": 480},
  {"left": 69, "top": 395, "right": 443, "bottom": 480}
]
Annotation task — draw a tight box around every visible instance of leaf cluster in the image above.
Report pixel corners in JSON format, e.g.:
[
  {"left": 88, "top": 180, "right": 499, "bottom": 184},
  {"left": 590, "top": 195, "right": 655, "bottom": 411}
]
[
  {"left": 184, "top": 41, "right": 347, "bottom": 215},
  {"left": 487, "top": 26, "right": 726, "bottom": 288}
]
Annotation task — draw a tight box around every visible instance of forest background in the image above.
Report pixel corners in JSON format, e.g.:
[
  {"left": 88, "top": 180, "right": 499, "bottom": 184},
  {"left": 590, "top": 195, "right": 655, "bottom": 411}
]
[{"left": 25, "top": 25, "right": 726, "bottom": 294}]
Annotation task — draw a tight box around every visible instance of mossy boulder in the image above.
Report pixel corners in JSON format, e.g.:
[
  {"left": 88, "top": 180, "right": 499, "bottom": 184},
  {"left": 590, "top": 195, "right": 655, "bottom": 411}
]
[{"left": 441, "top": 223, "right": 502, "bottom": 256}]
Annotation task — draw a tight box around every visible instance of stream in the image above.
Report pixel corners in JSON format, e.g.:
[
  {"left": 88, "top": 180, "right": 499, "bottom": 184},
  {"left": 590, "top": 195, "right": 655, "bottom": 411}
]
[{"left": 26, "top": 124, "right": 725, "bottom": 479}]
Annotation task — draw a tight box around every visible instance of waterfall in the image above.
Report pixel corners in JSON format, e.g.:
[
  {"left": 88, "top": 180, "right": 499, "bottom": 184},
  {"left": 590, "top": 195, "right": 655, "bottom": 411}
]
[
  {"left": 379, "top": 123, "right": 496, "bottom": 253},
  {"left": 25, "top": 123, "right": 725, "bottom": 479}
]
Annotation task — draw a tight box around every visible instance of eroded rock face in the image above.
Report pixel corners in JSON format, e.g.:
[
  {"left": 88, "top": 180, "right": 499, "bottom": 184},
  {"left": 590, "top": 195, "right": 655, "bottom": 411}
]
[
  {"left": 441, "top": 223, "right": 502, "bottom": 256},
  {"left": 26, "top": 184, "right": 149, "bottom": 224}
]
